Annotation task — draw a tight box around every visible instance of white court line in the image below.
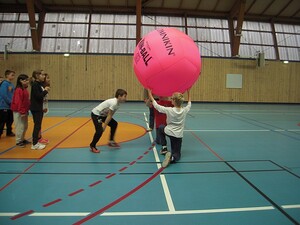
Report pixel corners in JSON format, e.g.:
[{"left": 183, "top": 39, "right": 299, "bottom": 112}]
[
  {"left": 143, "top": 112, "right": 175, "bottom": 212},
  {"left": 1, "top": 204, "right": 300, "bottom": 217},
  {"left": 282, "top": 205, "right": 300, "bottom": 209},
  {"left": 185, "top": 129, "right": 270, "bottom": 132},
  {"left": 185, "top": 129, "right": 300, "bottom": 132}
]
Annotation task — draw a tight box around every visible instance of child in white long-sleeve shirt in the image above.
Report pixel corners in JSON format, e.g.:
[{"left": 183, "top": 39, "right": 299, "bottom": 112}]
[{"left": 148, "top": 89, "right": 191, "bottom": 167}]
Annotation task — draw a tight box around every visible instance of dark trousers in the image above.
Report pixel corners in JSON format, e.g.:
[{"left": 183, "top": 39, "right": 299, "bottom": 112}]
[
  {"left": 159, "top": 125, "right": 183, "bottom": 162},
  {"left": 90, "top": 113, "right": 118, "bottom": 148},
  {"left": 168, "top": 135, "right": 182, "bottom": 162},
  {"left": 0, "top": 109, "right": 14, "bottom": 135},
  {"left": 149, "top": 107, "right": 154, "bottom": 130},
  {"left": 157, "top": 125, "right": 167, "bottom": 146},
  {"left": 31, "top": 110, "right": 44, "bottom": 145}
]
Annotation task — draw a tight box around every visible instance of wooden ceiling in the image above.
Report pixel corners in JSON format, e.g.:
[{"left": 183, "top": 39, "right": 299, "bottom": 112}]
[{"left": 0, "top": 0, "right": 299, "bottom": 24}]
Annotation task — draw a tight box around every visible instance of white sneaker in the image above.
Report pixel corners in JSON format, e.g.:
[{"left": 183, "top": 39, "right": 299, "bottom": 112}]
[
  {"left": 162, "top": 152, "right": 172, "bottom": 168},
  {"left": 31, "top": 143, "right": 46, "bottom": 150}
]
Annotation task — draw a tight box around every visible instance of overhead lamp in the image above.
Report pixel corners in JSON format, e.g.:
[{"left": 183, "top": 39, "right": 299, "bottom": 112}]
[
  {"left": 283, "top": 60, "right": 289, "bottom": 64},
  {"left": 64, "top": 53, "right": 70, "bottom": 57}
]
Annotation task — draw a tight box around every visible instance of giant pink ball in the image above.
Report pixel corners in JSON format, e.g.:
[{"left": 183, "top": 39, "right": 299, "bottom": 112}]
[{"left": 133, "top": 27, "right": 201, "bottom": 97}]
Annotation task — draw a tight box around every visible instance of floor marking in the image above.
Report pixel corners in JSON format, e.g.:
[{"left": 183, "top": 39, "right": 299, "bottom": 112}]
[
  {"left": 129, "top": 160, "right": 137, "bottom": 165},
  {"left": 10, "top": 210, "right": 35, "bottom": 220},
  {"left": 43, "top": 198, "right": 62, "bottom": 207},
  {"left": 185, "top": 129, "right": 270, "bottom": 132},
  {"left": 105, "top": 173, "right": 116, "bottom": 179},
  {"left": 68, "top": 189, "right": 84, "bottom": 197},
  {"left": 0, "top": 118, "right": 91, "bottom": 192},
  {"left": 89, "top": 180, "right": 102, "bottom": 187},
  {"left": 8, "top": 141, "right": 158, "bottom": 221},
  {"left": 72, "top": 167, "right": 164, "bottom": 225},
  {"left": 282, "top": 204, "right": 300, "bottom": 209},
  {"left": 10, "top": 204, "right": 300, "bottom": 217},
  {"left": 118, "top": 166, "right": 128, "bottom": 172},
  {"left": 191, "top": 131, "right": 224, "bottom": 161},
  {"left": 144, "top": 113, "right": 176, "bottom": 213},
  {"left": 185, "top": 129, "right": 300, "bottom": 132}
]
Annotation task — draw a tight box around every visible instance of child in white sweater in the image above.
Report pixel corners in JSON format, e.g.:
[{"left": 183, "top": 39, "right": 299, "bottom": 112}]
[{"left": 148, "top": 89, "right": 191, "bottom": 167}]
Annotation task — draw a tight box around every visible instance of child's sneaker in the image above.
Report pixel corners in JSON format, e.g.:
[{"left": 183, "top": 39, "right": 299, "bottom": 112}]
[
  {"left": 16, "top": 142, "right": 26, "bottom": 148},
  {"left": 162, "top": 152, "right": 172, "bottom": 168},
  {"left": 31, "top": 143, "right": 46, "bottom": 150},
  {"left": 108, "top": 141, "right": 120, "bottom": 148},
  {"left": 90, "top": 146, "right": 100, "bottom": 153},
  {"left": 23, "top": 140, "right": 31, "bottom": 144},
  {"left": 160, "top": 147, "right": 168, "bottom": 155},
  {"left": 7, "top": 132, "right": 15, "bottom": 137},
  {"left": 38, "top": 138, "right": 49, "bottom": 144}
]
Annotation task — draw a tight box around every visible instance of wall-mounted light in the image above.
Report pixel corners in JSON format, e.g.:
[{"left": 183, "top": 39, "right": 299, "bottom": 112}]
[
  {"left": 283, "top": 60, "right": 289, "bottom": 64},
  {"left": 64, "top": 53, "right": 70, "bottom": 57}
]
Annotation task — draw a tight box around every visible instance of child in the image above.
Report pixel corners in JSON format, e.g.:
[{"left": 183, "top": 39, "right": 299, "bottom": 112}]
[
  {"left": 42, "top": 72, "right": 50, "bottom": 115},
  {"left": 36, "top": 72, "right": 51, "bottom": 144},
  {"left": 143, "top": 88, "right": 154, "bottom": 132},
  {"left": 11, "top": 74, "right": 30, "bottom": 147},
  {"left": 89, "top": 89, "right": 127, "bottom": 153},
  {"left": 148, "top": 89, "right": 191, "bottom": 167},
  {"left": 153, "top": 96, "right": 173, "bottom": 154},
  {"left": 0, "top": 70, "right": 15, "bottom": 139},
  {"left": 30, "top": 70, "right": 50, "bottom": 150}
]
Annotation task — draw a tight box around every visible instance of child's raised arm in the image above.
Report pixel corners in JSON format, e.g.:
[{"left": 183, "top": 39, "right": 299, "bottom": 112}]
[
  {"left": 187, "top": 89, "right": 191, "bottom": 103},
  {"left": 147, "top": 89, "right": 154, "bottom": 102}
]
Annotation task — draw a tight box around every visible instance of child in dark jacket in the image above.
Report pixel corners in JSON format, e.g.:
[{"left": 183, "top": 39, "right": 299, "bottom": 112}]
[{"left": 30, "top": 70, "right": 50, "bottom": 150}]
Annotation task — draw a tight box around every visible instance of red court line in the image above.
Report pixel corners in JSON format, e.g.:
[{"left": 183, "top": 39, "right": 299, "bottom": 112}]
[
  {"left": 0, "top": 162, "right": 35, "bottom": 191},
  {"left": 144, "top": 151, "right": 149, "bottom": 155},
  {"left": 191, "top": 131, "right": 224, "bottom": 161},
  {"left": 9, "top": 142, "right": 156, "bottom": 221},
  {"left": 69, "top": 189, "right": 84, "bottom": 197},
  {"left": 43, "top": 198, "right": 62, "bottom": 207},
  {"left": 0, "top": 119, "right": 91, "bottom": 192},
  {"left": 73, "top": 167, "right": 164, "bottom": 225},
  {"left": 137, "top": 155, "right": 144, "bottom": 160},
  {"left": 118, "top": 166, "right": 128, "bottom": 172},
  {"left": 38, "top": 118, "right": 91, "bottom": 160},
  {"left": 11, "top": 210, "right": 35, "bottom": 220},
  {"left": 129, "top": 160, "right": 137, "bottom": 165},
  {"left": 105, "top": 173, "right": 116, "bottom": 179},
  {"left": 89, "top": 180, "right": 102, "bottom": 187}
]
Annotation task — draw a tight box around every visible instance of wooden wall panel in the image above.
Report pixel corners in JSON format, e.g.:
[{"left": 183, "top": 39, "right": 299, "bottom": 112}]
[{"left": 1, "top": 54, "right": 299, "bottom": 103}]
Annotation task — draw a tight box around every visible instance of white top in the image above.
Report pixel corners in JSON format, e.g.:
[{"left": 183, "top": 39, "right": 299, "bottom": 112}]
[
  {"left": 152, "top": 100, "right": 191, "bottom": 138},
  {"left": 42, "top": 87, "right": 49, "bottom": 115},
  {"left": 92, "top": 98, "right": 120, "bottom": 117}
]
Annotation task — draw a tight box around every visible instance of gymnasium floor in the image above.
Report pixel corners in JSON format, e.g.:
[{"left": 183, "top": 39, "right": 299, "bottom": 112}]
[{"left": 0, "top": 101, "right": 299, "bottom": 225}]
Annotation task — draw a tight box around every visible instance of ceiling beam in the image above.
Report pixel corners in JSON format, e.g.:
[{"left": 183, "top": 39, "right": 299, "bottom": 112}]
[
  {"left": 195, "top": 0, "right": 202, "bottom": 10},
  {"left": 0, "top": 3, "right": 299, "bottom": 24},
  {"left": 26, "top": 0, "right": 40, "bottom": 51},
  {"left": 270, "top": 21, "right": 280, "bottom": 60},
  {"left": 213, "top": 0, "right": 221, "bottom": 11},
  {"left": 34, "top": 0, "right": 45, "bottom": 12},
  {"left": 136, "top": 0, "right": 142, "bottom": 45},
  {"left": 276, "top": 0, "right": 293, "bottom": 17},
  {"left": 230, "top": 0, "right": 246, "bottom": 56},
  {"left": 260, "top": 0, "right": 275, "bottom": 15},
  {"left": 245, "top": 0, "right": 256, "bottom": 14}
]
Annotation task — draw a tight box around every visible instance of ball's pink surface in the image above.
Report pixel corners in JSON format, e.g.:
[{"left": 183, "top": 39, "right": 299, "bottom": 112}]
[{"left": 133, "top": 28, "right": 201, "bottom": 96}]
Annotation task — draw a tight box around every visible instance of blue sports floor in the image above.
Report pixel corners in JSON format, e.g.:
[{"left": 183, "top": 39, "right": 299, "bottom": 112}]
[{"left": 0, "top": 101, "right": 300, "bottom": 225}]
